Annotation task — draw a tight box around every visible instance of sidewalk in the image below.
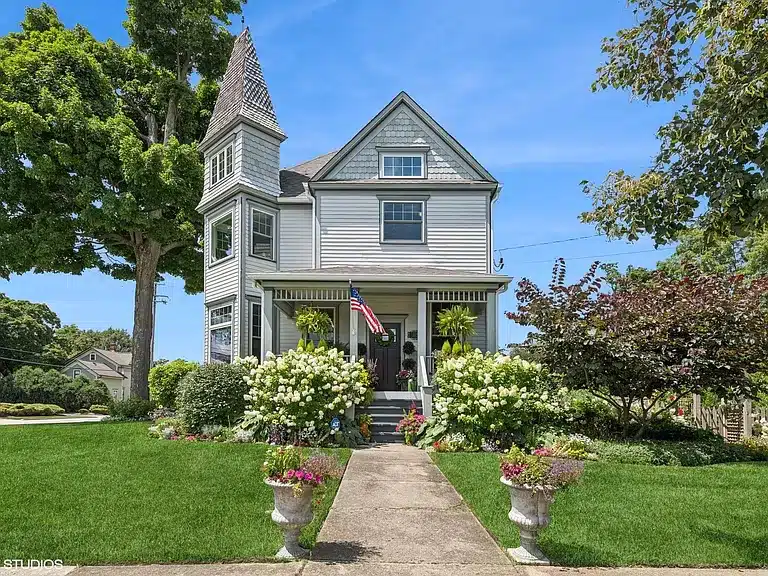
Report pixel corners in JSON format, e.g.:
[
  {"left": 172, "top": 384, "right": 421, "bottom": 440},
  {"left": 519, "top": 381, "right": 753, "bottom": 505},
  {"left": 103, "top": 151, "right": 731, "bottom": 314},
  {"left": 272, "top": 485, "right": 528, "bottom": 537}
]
[{"left": 0, "top": 415, "right": 106, "bottom": 426}]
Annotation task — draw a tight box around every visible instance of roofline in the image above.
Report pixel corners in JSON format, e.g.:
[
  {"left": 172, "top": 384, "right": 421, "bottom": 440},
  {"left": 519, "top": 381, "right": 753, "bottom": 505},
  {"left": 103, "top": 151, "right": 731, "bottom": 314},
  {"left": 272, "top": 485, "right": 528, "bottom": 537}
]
[
  {"left": 309, "top": 180, "right": 497, "bottom": 192},
  {"left": 251, "top": 271, "right": 511, "bottom": 285},
  {"left": 61, "top": 359, "right": 102, "bottom": 378},
  {"left": 311, "top": 91, "right": 497, "bottom": 183},
  {"left": 199, "top": 115, "right": 287, "bottom": 154}
]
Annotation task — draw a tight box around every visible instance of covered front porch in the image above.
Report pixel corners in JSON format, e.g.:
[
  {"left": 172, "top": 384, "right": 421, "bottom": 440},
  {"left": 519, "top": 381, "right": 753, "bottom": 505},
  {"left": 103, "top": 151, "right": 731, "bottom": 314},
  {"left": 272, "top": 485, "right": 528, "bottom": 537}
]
[{"left": 253, "top": 266, "right": 510, "bottom": 395}]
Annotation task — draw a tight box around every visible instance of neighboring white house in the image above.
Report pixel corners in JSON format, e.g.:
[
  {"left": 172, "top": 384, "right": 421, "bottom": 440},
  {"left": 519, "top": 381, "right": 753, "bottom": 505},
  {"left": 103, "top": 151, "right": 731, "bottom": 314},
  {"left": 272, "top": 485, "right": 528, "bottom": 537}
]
[
  {"left": 198, "top": 28, "right": 511, "bottom": 393},
  {"left": 61, "top": 348, "right": 132, "bottom": 401}
]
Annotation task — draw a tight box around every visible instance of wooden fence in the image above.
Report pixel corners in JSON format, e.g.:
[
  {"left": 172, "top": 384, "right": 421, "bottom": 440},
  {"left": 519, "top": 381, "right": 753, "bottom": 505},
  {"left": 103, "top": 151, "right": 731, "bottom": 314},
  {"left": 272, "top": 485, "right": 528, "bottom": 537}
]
[{"left": 690, "top": 395, "right": 767, "bottom": 441}]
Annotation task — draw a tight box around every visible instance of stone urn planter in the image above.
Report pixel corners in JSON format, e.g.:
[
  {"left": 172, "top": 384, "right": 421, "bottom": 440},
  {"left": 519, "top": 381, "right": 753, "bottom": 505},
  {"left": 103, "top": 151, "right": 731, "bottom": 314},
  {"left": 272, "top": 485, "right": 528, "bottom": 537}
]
[
  {"left": 265, "top": 479, "right": 315, "bottom": 559},
  {"left": 501, "top": 477, "right": 554, "bottom": 565}
]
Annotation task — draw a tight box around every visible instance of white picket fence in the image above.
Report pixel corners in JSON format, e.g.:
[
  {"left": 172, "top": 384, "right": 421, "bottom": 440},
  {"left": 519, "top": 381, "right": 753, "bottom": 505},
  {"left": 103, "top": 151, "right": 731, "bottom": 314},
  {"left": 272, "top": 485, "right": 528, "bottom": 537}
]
[{"left": 689, "top": 395, "right": 767, "bottom": 441}]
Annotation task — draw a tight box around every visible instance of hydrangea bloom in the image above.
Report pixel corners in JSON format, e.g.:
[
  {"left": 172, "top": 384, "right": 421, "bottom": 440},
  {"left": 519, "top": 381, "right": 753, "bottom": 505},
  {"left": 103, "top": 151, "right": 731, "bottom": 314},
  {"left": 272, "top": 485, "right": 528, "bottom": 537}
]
[{"left": 240, "top": 348, "right": 371, "bottom": 441}]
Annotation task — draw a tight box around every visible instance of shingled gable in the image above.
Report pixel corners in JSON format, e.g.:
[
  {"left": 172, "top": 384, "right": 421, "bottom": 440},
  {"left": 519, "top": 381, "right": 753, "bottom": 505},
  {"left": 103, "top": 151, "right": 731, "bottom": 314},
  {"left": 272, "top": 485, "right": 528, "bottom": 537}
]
[
  {"left": 200, "top": 27, "right": 285, "bottom": 151},
  {"left": 310, "top": 91, "right": 496, "bottom": 183}
]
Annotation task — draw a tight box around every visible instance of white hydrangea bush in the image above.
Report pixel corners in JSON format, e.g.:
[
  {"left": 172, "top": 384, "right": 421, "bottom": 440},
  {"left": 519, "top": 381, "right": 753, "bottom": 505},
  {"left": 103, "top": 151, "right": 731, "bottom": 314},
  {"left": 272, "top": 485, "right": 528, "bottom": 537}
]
[
  {"left": 431, "top": 350, "right": 568, "bottom": 442},
  {"left": 238, "top": 348, "right": 371, "bottom": 439}
]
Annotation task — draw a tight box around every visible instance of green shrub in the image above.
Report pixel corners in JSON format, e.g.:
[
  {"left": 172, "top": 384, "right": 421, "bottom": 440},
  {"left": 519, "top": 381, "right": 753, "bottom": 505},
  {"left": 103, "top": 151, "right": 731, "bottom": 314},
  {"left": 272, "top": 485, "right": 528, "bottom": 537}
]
[
  {"left": 89, "top": 404, "right": 110, "bottom": 415},
  {"left": 441, "top": 340, "right": 451, "bottom": 355},
  {"left": 0, "top": 402, "right": 65, "bottom": 417},
  {"left": 148, "top": 359, "right": 198, "bottom": 409},
  {"left": 741, "top": 437, "right": 768, "bottom": 460},
  {"left": 3, "top": 367, "right": 111, "bottom": 412},
  {"left": 110, "top": 397, "right": 154, "bottom": 420},
  {"left": 425, "top": 351, "right": 568, "bottom": 447},
  {"left": 177, "top": 363, "right": 248, "bottom": 431}
]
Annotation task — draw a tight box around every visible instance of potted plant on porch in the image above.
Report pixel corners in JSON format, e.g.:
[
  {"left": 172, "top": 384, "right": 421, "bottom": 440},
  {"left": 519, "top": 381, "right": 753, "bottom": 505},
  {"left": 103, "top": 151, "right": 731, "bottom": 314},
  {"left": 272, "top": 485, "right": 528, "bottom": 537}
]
[
  {"left": 499, "top": 447, "right": 584, "bottom": 565},
  {"left": 263, "top": 446, "right": 342, "bottom": 558}
]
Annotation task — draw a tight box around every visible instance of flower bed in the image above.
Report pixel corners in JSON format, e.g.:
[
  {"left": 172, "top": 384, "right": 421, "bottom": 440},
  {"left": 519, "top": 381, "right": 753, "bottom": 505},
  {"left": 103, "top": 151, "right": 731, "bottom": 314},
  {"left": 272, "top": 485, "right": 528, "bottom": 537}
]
[{"left": 240, "top": 348, "right": 371, "bottom": 443}]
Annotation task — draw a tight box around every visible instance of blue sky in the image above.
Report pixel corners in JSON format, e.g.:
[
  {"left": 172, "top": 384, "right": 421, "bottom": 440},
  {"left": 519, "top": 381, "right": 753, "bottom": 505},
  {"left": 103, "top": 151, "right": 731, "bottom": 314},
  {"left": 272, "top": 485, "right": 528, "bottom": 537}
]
[{"left": 0, "top": 1, "right": 679, "bottom": 359}]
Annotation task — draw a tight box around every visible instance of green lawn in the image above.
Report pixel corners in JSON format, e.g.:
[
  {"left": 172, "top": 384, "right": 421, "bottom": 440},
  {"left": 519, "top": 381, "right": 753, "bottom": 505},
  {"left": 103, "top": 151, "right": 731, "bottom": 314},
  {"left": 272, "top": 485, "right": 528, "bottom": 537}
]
[
  {"left": 433, "top": 452, "right": 768, "bottom": 567},
  {"left": 0, "top": 422, "right": 350, "bottom": 564}
]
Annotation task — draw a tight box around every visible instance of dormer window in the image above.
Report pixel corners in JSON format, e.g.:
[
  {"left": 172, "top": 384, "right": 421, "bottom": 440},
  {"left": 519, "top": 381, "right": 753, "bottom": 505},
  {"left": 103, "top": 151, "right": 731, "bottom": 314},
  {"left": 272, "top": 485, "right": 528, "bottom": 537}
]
[
  {"left": 380, "top": 151, "right": 425, "bottom": 178},
  {"left": 210, "top": 143, "right": 234, "bottom": 186}
]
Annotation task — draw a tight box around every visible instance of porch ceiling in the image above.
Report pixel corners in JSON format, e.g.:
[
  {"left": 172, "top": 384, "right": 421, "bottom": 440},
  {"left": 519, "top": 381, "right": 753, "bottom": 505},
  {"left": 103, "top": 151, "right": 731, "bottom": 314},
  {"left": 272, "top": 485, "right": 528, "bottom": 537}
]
[{"left": 251, "top": 265, "right": 511, "bottom": 290}]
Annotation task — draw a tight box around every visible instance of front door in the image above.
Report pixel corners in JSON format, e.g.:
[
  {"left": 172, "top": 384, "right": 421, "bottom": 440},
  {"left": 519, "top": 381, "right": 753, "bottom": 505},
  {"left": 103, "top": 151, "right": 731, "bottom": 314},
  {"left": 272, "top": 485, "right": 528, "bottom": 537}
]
[{"left": 371, "top": 323, "right": 401, "bottom": 391}]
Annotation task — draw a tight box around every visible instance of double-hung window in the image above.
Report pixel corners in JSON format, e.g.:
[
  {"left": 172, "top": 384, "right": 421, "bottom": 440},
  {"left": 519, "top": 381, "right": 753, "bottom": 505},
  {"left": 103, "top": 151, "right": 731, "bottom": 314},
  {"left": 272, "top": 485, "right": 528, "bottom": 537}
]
[
  {"left": 251, "top": 209, "right": 274, "bottom": 260},
  {"left": 210, "top": 143, "right": 234, "bottom": 186},
  {"left": 381, "top": 200, "right": 425, "bottom": 242},
  {"left": 211, "top": 213, "right": 233, "bottom": 263},
  {"left": 251, "top": 300, "right": 262, "bottom": 360},
  {"left": 380, "top": 152, "right": 424, "bottom": 178},
  {"left": 209, "top": 304, "right": 233, "bottom": 363}
]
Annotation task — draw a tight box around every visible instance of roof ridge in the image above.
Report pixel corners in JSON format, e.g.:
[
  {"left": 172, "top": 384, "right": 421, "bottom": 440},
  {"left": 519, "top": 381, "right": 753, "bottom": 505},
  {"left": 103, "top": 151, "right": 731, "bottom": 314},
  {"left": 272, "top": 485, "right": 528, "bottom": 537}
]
[{"left": 284, "top": 150, "right": 338, "bottom": 172}]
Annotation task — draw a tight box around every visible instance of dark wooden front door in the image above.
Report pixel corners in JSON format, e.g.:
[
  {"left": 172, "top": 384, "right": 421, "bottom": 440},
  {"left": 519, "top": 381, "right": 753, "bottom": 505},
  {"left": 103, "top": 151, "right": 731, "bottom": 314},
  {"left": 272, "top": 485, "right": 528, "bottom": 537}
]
[{"left": 371, "top": 323, "right": 401, "bottom": 391}]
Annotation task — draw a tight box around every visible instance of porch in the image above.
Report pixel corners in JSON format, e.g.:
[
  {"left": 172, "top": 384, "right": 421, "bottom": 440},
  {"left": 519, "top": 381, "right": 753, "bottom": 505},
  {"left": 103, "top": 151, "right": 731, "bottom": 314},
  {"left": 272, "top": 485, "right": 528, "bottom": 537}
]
[{"left": 253, "top": 265, "right": 510, "bottom": 399}]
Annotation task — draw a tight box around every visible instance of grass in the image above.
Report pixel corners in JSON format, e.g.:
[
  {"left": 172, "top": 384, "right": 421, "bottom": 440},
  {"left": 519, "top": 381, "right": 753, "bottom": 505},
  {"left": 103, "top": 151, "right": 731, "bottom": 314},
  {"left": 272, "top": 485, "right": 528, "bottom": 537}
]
[
  {"left": 432, "top": 452, "right": 768, "bottom": 567},
  {"left": 0, "top": 422, "right": 350, "bottom": 564}
]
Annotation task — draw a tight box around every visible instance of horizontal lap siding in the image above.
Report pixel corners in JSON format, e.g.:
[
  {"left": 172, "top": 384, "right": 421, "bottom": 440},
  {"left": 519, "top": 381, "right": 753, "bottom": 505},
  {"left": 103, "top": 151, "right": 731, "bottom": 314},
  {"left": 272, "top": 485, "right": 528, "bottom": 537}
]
[
  {"left": 319, "top": 191, "right": 488, "bottom": 272},
  {"left": 468, "top": 304, "right": 487, "bottom": 351},
  {"left": 204, "top": 202, "right": 240, "bottom": 303},
  {"left": 279, "top": 205, "right": 313, "bottom": 270},
  {"left": 279, "top": 309, "right": 300, "bottom": 353}
]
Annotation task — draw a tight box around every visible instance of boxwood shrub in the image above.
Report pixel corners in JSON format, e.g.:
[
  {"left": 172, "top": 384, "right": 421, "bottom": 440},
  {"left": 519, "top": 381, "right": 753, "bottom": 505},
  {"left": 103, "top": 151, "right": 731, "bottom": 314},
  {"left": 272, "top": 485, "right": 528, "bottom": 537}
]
[
  {"left": 177, "top": 363, "right": 248, "bottom": 431},
  {"left": 109, "top": 397, "right": 155, "bottom": 420},
  {"left": 593, "top": 438, "right": 764, "bottom": 466},
  {"left": 0, "top": 402, "right": 65, "bottom": 417},
  {"left": 3, "top": 367, "right": 112, "bottom": 412}
]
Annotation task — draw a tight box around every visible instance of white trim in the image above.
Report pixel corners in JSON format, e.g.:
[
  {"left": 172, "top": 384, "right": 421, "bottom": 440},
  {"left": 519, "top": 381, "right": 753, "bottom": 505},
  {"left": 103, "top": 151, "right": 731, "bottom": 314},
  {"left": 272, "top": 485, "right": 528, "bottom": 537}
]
[
  {"left": 250, "top": 206, "right": 276, "bottom": 261},
  {"left": 209, "top": 210, "right": 234, "bottom": 266},
  {"left": 249, "top": 299, "right": 262, "bottom": 359},
  {"left": 72, "top": 369, "right": 81, "bottom": 377},
  {"left": 379, "top": 151, "right": 426, "bottom": 179},
  {"left": 379, "top": 200, "right": 425, "bottom": 244}
]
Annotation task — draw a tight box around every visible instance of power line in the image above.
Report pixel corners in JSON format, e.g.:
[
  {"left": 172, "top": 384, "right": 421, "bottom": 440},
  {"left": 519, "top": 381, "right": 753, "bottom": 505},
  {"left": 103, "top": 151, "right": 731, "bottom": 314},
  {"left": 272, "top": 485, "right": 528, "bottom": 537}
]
[
  {"left": 0, "top": 355, "right": 64, "bottom": 368},
  {"left": 0, "top": 345, "right": 54, "bottom": 356},
  {"left": 496, "top": 234, "right": 601, "bottom": 252},
  {"left": 514, "top": 247, "right": 675, "bottom": 265}
]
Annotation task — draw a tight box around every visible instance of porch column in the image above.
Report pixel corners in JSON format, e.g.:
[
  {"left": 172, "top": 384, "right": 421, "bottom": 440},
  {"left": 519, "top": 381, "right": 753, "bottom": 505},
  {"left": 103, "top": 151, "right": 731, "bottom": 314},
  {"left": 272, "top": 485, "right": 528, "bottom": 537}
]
[
  {"left": 261, "top": 288, "right": 274, "bottom": 359},
  {"left": 417, "top": 289, "right": 427, "bottom": 387},
  {"left": 486, "top": 289, "right": 497, "bottom": 353},
  {"left": 349, "top": 304, "right": 358, "bottom": 362}
]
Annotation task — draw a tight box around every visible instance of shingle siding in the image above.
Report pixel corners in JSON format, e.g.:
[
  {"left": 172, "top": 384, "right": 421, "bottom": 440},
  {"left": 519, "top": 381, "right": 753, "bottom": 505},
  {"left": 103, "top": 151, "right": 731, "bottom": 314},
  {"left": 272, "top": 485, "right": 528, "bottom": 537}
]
[
  {"left": 318, "top": 190, "right": 489, "bottom": 272},
  {"left": 240, "top": 125, "right": 281, "bottom": 196},
  {"left": 330, "top": 107, "right": 480, "bottom": 181}
]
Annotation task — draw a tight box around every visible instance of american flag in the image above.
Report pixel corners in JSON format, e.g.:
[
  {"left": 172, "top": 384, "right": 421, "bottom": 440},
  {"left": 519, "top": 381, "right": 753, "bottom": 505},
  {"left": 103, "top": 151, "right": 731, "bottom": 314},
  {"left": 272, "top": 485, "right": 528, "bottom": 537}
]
[{"left": 350, "top": 286, "right": 385, "bottom": 334}]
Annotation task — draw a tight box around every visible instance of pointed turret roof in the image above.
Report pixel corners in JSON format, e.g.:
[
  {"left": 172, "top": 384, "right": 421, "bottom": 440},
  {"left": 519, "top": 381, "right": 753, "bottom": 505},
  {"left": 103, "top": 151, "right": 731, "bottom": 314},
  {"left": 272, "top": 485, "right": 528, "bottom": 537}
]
[{"left": 201, "top": 28, "right": 285, "bottom": 149}]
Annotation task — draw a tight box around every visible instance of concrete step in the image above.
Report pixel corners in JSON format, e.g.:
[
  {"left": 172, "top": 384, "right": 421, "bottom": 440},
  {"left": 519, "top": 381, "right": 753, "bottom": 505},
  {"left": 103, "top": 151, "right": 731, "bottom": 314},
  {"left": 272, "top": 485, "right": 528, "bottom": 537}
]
[{"left": 371, "top": 431, "right": 404, "bottom": 443}]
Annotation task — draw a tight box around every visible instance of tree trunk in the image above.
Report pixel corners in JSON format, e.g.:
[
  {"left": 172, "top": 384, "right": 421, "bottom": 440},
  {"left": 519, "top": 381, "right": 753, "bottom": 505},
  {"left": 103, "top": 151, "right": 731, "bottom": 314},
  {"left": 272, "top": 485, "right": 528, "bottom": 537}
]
[{"left": 130, "top": 238, "right": 162, "bottom": 400}]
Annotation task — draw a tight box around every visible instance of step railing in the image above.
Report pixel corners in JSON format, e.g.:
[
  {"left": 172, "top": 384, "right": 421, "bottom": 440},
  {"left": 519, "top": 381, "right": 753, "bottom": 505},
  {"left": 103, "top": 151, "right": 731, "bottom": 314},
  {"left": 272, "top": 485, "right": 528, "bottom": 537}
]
[{"left": 419, "top": 355, "right": 433, "bottom": 418}]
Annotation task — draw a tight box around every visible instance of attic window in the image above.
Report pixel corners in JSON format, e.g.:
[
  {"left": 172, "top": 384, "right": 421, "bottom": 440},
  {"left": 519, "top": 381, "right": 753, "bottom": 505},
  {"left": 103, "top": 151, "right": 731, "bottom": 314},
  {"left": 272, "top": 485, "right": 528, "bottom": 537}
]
[
  {"left": 89, "top": 353, "right": 96, "bottom": 361},
  {"left": 210, "top": 144, "right": 234, "bottom": 186},
  {"left": 380, "top": 152, "right": 425, "bottom": 178}
]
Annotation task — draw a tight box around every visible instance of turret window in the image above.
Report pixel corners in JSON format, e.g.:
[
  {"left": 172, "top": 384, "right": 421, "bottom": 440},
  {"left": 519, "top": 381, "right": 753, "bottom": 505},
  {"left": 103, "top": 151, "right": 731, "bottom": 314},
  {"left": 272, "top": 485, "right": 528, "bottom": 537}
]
[
  {"left": 210, "top": 144, "right": 234, "bottom": 186},
  {"left": 211, "top": 213, "right": 233, "bottom": 263},
  {"left": 209, "top": 304, "right": 233, "bottom": 363}
]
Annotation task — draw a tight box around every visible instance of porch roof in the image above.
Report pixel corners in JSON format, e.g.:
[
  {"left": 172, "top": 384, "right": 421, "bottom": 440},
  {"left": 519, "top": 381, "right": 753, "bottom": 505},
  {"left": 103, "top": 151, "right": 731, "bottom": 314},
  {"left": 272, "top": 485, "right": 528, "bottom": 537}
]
[{"left": 251, "top": 265, "right": 511, "bottom": 287}]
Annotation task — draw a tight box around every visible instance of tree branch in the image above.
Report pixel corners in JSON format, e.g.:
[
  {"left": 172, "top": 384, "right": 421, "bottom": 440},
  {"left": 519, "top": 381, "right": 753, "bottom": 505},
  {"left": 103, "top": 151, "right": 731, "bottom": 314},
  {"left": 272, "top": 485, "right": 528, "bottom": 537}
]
[{"left": 159, "top": 239, "right": 190, "bottom": 256}]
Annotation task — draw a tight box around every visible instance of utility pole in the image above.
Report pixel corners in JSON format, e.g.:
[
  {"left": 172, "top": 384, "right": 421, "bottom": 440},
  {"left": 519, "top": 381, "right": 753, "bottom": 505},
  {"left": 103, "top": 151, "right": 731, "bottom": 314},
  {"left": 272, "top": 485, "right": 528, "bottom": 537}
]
[{"left": 150, "top": 279, "right": 170, "bottom": 366}]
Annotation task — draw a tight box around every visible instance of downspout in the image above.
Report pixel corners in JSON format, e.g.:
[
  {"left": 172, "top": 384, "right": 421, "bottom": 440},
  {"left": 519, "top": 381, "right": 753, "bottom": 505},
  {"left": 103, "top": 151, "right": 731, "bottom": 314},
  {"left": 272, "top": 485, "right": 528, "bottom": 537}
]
[{"left": 309, "top": 186, "right": 317, "bottom": 269}]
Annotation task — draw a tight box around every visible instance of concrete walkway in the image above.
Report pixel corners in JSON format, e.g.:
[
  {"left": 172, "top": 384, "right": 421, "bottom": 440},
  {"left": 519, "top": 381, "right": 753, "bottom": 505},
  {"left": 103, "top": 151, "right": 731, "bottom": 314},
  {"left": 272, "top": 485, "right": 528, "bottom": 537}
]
[
  {"left": 0, "top": 415, "right": 107, "bottom": 426},
  {"left": 304, "top": 443, "right": 516, "bottom": 575}
]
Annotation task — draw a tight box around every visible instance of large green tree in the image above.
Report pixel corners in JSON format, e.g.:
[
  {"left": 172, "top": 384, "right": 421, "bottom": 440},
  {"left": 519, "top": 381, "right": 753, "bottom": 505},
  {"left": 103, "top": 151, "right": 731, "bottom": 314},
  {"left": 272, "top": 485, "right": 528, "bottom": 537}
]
[
  {"left": 582, "top": 0, "right": 768, "bottom": 244},
  {"left": 0, "top": 293, "right": 60, "bottom": 374},
  {"left": 0, "top": 2, "right": 242, "bottom": 398},
  {"left": 44, "top": 325, "right": 132, "bottom": 362}
]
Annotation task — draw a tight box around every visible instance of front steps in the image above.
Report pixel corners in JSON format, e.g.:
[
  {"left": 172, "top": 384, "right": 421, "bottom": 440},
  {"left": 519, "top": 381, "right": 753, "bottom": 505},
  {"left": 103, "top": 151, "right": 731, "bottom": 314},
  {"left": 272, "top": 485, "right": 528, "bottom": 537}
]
[{"left": 358, "top": 398, "right": 422, "bottom": 443}]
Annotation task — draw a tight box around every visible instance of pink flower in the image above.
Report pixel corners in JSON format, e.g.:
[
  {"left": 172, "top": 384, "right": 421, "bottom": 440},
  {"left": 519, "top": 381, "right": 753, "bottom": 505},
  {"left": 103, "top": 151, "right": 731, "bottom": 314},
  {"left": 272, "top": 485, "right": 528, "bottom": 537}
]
[{"left": 533, "top": 447, "right": 554, "bottom": 457}]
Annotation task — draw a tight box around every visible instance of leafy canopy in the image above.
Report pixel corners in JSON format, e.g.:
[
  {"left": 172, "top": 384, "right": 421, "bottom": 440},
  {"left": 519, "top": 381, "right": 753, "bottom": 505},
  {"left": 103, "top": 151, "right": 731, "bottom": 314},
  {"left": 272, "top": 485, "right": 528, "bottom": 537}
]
[
  {"left": 0, "top": 293, "right": 60, "bottom": 374},
  {"left": 507, "top": 259, "right": 768, "bottom": 436},
  {"left": 582, "top": 0, "right": 768, "bottom": 243}
]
